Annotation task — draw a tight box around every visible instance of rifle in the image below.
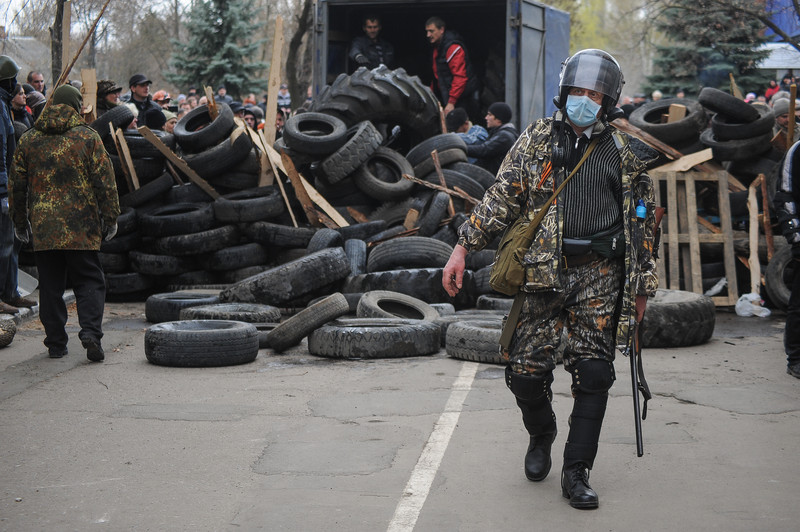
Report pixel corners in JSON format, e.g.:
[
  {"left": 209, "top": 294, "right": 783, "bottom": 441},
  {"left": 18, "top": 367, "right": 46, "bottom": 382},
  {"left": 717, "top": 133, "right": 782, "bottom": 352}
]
[{"left": 630, "top": 205, "right": 664, "bottom": 457}]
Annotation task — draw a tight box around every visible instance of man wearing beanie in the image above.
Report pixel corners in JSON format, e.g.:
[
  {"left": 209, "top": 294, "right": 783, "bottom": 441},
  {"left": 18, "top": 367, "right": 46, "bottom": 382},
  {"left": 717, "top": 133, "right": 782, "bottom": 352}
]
[
  {"left": 8, "top": 84, "right": 120, "bottom": 362},
  {"left": 772, "top": 97, "right": 800, "bottom": 149},
  {"left": 446, "top": 107, "right": 487, "bottom": 164},
  {"left": 465, "top": 102, "right": 519, "bottom": 175}
]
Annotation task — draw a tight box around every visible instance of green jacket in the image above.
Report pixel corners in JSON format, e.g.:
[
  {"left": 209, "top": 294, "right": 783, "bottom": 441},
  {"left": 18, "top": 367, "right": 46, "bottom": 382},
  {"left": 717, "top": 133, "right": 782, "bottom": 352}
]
[
  {"left": 9, "top": 103, "right": 119, "bottom": 251},
  {"left": 458, "top": 114, "right": 659, "bottom": 353}
]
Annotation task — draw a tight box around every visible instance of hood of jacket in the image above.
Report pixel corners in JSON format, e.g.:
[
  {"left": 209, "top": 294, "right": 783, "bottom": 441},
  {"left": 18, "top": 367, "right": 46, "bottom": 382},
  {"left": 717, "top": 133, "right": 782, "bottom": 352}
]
[{"left": 34, "top": 103, "right": 84, "bottom": 135}]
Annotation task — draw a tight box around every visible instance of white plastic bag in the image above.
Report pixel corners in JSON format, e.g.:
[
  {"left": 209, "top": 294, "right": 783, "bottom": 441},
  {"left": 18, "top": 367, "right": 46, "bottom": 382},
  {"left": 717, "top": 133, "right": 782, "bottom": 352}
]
[{"left": 734, "top": 292, "right": 771, "bottom": 317}]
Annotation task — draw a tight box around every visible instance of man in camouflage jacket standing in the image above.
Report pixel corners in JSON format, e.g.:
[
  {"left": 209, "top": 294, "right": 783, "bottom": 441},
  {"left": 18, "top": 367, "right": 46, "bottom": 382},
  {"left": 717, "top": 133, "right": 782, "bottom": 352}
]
[
  {"left": 9, "top": 84, "right": 119, "bottom": 362},
  {"left": 443, "top": 50, "right": 658, "bottom": 509}
]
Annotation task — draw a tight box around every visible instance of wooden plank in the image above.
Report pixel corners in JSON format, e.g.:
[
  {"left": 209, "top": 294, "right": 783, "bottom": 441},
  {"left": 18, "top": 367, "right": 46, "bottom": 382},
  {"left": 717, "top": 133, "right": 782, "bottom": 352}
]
[
  {"left": 114, "top": 128, "right": 139, "bottom": 190},
  {"left": 431, "top": 150, "right": 455, "bottom": 216},
  {"left": 234, "top": 116, "right": 275, "bottom": 187},
  {"left": 110, "top": 123, "right": 135, "bottom": 192},
  {"left": 264, "top": 15, "right": 284, "bottom": 147},
  {"left": 280, "top": 151, "right": 325, "bottom": 227},
  {"left": 347, "top": 207, "right": 370, "bottom": 224},
  {"left": 654, "top": 177, "right": 666, "bottom": 285},
  {"left": 204, "top": 86, "right": 218, "bottom": 120},
  {"left": 298, "top": 174, "right": 349, "bottom": 227},
  {"left": 760, "top": 174, "right": 775, "bottom": 261},
  {"left": 62, "top": 1, "right": 71, "bottom": 76},
  {"left": 666, "top": 172, "right": 680, "bottom": 290},
  {"left": 80, "top": 69, "right": 97, "bottom": 122},
  {"left": 401, "top": 173, "right": 480, "bottom": 203},
  {"left": 748, "top": 184, "right": 761, "bottom": 294},
  {"left": 715, "top": 171, "right": 739, "bottom": 305},
  {"left": 676, "top": 180, "right": 693, "bottom": 291},
  {"left": 403, "top": 208, "right": 420, "bottom": 230},
  {"left": 612, "top": 117, "right": 680, "bottom": 160},
  {"left": 685, "top": 173, "right": 703, "bottom": 293},
  {"left": 164, "top": 160, "right": 184, "bottom": 185},
  {"left": 137, "top": 126, "right": 220, "bottom": 199},
  {"left": 651, "top": 149, "right": 713, "bottom": 173},
  {"left": 262, "top": 135, "right": 297, "bottom": 226},
  {"left": 667, "top": 103, "right": 686, "bottom": 123}
]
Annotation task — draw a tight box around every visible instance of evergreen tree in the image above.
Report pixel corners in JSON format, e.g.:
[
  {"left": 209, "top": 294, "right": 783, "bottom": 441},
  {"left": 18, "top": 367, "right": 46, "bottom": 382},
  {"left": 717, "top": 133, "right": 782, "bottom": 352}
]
[
  {"left": 645, "top": 0, "right": 772, "bottom": 97},
  {"left": 166, "top": 0, "right": 266, "bottom": 100}
]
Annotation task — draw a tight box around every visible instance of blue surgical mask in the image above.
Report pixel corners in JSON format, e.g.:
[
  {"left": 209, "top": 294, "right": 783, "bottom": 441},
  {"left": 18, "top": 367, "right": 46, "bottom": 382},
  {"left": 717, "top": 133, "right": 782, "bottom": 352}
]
[{"left": 565, "top": 94, "right": 602, "bottom": 127}]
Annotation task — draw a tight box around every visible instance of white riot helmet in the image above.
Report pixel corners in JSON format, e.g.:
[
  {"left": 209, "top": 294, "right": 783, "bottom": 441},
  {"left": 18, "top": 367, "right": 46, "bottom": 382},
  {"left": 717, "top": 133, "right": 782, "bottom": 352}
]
[{"left": 555, "top": 49, "right": 624, "bottom": 115}]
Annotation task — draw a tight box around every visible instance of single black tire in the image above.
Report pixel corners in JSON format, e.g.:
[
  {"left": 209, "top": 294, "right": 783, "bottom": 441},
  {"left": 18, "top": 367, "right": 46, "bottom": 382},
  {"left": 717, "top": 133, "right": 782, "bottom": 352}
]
[
  {"left": 698, "top": 87, "right": 760, "bottom": 123},
  {"left": 153, "top": 224, "right": 240, "bottom": 256},
  {"left": 628, "top": 98, "right": 708, "bottom": 145},
  {"left": 116, "top": 206, "right": 138, "bottom": 235},
  {"left": 100, "top": 231, "right": 140, "bottom": 254},
  {"left": 368, "top": 198, "right": 416, "bottom": 227},
  {"left": 306, "top": 228, "right": 343, "bottom": 253},
  {"left": 416, "top": 192, "right": 450, "bottom": 237},
  {"left": 433, "top": 314, "right": 502, "bottom": 347},
  {"left": 184, "top": 129, "right": 254, "bottom": 179},
  {"left": 344, "top": 239, "right": 367, "bottom": 276},
  {"left": 431, "top": 302, "right": 456, "bottom": 316},
  {"left": 207, "top": 171, "right": 260, "bottom": 191},
  {"left": 145, "top": 290, "right": 221, "bottom": 323},
  {"left": 352, "top": 147, "right": 415, "bottom": 201},
  {"left": 711, "top": 105, "right": 775, "bottom": 141},
  {"left": 640, "top": 289, "right": 716, "bottom": 348},
  {"left": 406, "top": 133, "right": 467, "bottom": 167},
  {"left": 267, "top": 293, "right": 351, "bottom": 352},
  {"left": 282, "top": 112, "right": 348, "bottom": 155},
  {"left": 431, "top": 225, "right": 458, "bottom": 247},
  {"left": 244, "top": 222, "right": 317, "bottom": 248},
  {"left": 213, "top": 186, "right": 284, "bottom": 223},
  {"left": 129, "top": 251, "right": 193, "bottom": 276},
  {"left": 421, "top": 169, "right": 486, "bottom": 202},
  {"left": 217, "top": 265, "right": 270, "bottom": 284},
  {"left": 107, "top": 129, "right": 175, "bottom": 159},
  {"left": 179, "top": 303, "right": 281, "bottom": 323},
  {"left": 413, "top": 148, "right": 468, "bottom": 178},
  {"left": 336, "top": 220, "right": 387, "bottom": 241},
  {"left": 105, "top": 272, "right": 154, "bottom": 294},
  {"left": 699, "top": 129, "right": 772, "bottom": 162},
  {"left": 343, "top": 268, "right": 476, "bottom": 309},
  {"left": 764, "top": 245, "right": 795, "bottom": 311},
  {"left": 319, "top": 121, "right": 382, "bottom": 184},
  {"left": 173, "top": 102, "right": 235, "bottom": 153},
  {"left": 98, "top": 252, "right": 129, "bottom": 273},
  {"left": 356, "top": 290, "right": 440, "bottom": 321},
  {"left": 465, "top": 249, "right": 496, "bottom": 271},
  {"left": 219, "top": 247, "right": 351, "bottom": 305},
  {"left": 205, "top": 243, "right": 270, "bottom": 271},
  {"left": 446, "top": 320, "right": 504, "bottom": 364},
  {"left": 365, "top": 225, "right": 407, "bottom": 244},
  {"left": 446, "top": 161, "right": 496, "bottom": 190},
  {"left": 307, "top": 319, "right": 441, "bottom": 359},
  {"left": 138, "top": 202, "right": 215, "bottom": 237},
  {"left": 165, "top": 183, "right": 215, "bottom": 204},
  {"left": 119, "top": 173, "right": 174, "bottom": 208},
  {"left": 145, "top": 320, "right": 258, "bottom": 367},
  {"left": 90, "top": 105, "right": 135, "bottom": 139},
  {"left": 367, "top": 236, "right": 453, "bottom": 272},
  {"left": 476, "top": 294, "right": 514, "bottom": 311}
]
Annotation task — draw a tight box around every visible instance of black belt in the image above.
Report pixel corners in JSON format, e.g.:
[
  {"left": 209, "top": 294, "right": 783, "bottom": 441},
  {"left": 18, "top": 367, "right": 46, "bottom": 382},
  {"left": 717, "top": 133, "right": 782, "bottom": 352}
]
[{"left": 562, "top": 252, "right": 603, "bottom": 268}]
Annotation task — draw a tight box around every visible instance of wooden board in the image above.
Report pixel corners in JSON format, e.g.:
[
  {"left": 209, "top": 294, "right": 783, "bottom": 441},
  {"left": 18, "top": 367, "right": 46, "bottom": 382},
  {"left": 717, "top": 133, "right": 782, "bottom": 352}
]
[
  {"left": 264, "top": 16, "right": 284, "bottom": 147},
  {"left": 80, "top": 69, "right": 97, "bottom": 122},
  {"left": 650, "top": 149, "right": 713, "bottom": 173},
  {"left": 113, "top": 127, "right": 139, "bottom": 190},
  {"left": 667, "top": 103, "right": 686, "bottom": 123}
]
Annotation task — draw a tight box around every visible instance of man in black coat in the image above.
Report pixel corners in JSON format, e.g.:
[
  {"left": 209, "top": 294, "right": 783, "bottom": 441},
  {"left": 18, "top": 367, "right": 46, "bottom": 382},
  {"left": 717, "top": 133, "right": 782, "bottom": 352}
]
[
  {"left": 466, "top": 102, "right": 519, "bottom": 175},
  {"left": 349, "top": 14, "right": 395, "bottom": 70},
  {"left": 127, "top": 73, "right": 166, "bottom": 130}
]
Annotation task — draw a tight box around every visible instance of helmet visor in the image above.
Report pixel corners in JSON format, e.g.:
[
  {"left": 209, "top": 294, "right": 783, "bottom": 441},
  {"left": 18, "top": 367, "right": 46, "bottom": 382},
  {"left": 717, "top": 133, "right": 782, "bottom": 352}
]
[{"left": 562, "top": 52, "right": 620, "bottom": 99}]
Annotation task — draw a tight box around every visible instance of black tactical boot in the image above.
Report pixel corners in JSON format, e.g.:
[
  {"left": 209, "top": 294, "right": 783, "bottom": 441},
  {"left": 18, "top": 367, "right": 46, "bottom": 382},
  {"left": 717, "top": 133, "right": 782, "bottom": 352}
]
[
  {"left": 561, "top": 462, "right": 598, "bottom": 509},
  {"left": 525, "top": 429, "right": 557, "bottom": 481},
  {"left": 506, "top": 367, "right": 556, "bottom": 482}
]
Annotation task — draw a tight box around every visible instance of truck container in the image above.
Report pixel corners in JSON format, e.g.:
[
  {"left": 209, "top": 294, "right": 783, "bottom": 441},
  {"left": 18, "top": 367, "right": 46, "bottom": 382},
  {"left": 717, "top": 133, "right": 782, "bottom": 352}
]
[{"left": 312, "top": 0, "right": 570, "bottom": 129}]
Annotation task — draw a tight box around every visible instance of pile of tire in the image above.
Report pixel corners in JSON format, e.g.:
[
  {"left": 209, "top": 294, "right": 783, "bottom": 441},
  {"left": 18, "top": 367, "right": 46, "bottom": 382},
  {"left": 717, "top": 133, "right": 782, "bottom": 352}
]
[{"left": 628, "top": 97, "right": 709, "bottom": 155}]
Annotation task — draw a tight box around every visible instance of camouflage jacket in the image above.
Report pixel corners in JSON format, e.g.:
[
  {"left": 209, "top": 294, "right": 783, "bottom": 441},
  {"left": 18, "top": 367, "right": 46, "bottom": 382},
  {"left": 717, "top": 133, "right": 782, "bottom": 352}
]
[
  {"left": 9, "top": 103, "right": 119, "bottom": 251},
  {"left": 458, "top": 114, "right": 659, "bottom": 352}
]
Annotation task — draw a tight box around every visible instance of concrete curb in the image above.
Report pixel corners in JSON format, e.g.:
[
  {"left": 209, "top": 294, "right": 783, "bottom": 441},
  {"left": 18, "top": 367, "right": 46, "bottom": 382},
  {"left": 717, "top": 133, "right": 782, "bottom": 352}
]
[{"left": 0, "top": 289, "right": 75, "bottom": 326}]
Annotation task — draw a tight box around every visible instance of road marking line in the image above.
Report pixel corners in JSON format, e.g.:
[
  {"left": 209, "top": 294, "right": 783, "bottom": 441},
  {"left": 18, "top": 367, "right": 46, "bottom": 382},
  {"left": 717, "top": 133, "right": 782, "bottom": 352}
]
[{"left": 387, "top": 362, "right": 479, "bottom": 532}]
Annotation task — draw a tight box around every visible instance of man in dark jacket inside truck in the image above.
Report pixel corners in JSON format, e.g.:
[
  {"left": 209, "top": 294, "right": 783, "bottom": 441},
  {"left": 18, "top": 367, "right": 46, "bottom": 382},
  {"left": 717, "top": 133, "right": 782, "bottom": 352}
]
[
  {"left": 466, "top": 102, "right": 519, "bottom": 175},
  {"left": 349, "top": 14, "right": 395, "bottom": 71},
  {"left": 425, "top": 16, "right": 480, "bottom": 122}
]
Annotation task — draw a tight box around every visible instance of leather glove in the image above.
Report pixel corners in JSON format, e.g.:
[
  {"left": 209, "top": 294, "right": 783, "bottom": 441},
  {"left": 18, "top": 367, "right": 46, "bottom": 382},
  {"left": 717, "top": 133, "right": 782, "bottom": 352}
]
[
  {"left": 14, "top": 220, "right": 31, "bottom": 244},
  {"left": 354, "top": 54, "right": 370, "bottom": 66},
  {"left": 103, "top": 223, "right": 118, "bottom": 242}
]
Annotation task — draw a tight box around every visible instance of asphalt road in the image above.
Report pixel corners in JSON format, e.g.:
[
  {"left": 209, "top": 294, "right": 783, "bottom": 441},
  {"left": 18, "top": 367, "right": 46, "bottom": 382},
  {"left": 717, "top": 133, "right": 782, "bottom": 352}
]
[{"left": 0, "top": 299, "right": 798, "bottom": 531}]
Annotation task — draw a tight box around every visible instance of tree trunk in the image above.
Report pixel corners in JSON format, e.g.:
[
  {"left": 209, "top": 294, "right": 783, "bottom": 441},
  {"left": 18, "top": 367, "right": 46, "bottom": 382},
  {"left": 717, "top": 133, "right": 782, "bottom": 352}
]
[
  {"left": 50, "top": 0, "right": 67, "bottom": 85},
  {"left": 286, "top": 0, "right": 313, "bottom": 111}
]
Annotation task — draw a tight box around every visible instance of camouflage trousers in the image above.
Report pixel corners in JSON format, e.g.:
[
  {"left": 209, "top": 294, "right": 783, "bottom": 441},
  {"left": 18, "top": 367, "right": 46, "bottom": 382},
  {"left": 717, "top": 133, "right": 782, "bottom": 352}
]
[{"left": 504, "top": 256, "right": 624, "bottom": 376}]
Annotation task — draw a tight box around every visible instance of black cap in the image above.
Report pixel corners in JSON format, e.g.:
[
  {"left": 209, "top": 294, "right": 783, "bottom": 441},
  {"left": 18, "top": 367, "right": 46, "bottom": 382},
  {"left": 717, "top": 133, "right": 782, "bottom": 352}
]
[
  {"left": 445, "top": 108, "right": 468, "bottom": 132},
  {"left": 129, "top": 73, "right": 151, "bottom": 87},
  {"left": 229, "top": 101, "right": 244, "bottom": 114},
  {"left": 487, "top": 102, "right": 512, "bottom": 124}
]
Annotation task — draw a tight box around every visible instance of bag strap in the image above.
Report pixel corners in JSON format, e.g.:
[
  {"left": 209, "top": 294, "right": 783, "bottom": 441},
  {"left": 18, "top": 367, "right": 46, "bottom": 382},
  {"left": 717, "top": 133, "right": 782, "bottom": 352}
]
[{"left": 498, "top": 136, "right": 600, "bottom": 351}]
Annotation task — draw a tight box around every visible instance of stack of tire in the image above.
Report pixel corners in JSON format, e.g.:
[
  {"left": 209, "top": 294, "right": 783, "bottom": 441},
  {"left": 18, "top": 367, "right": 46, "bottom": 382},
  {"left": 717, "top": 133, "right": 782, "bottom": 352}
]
[{"left": 628, "top": 97, "right": 708, "bottom": 155}]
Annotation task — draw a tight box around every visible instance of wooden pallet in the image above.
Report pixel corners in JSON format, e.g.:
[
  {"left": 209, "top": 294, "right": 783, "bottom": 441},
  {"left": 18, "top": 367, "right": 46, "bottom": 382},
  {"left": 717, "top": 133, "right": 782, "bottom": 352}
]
[{"left": 651, "top": 170, "right": 739, "bottom": 306}]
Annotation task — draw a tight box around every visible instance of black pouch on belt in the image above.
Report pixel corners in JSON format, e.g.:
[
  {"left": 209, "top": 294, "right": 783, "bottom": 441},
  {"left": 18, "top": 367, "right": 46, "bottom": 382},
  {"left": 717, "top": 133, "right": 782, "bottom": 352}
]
[
  {"left": 588, "top": 227, "right": 625, "bottom": 258},
  {"left": 562, "top": 238, "right": 592, "bottom": 255}
]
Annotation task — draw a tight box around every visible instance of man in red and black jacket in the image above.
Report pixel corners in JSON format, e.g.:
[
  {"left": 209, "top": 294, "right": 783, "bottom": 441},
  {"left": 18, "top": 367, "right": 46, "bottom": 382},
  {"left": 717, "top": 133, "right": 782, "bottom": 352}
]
[{"left": 425, "top": 16, "right": 480, "bottom": 123}]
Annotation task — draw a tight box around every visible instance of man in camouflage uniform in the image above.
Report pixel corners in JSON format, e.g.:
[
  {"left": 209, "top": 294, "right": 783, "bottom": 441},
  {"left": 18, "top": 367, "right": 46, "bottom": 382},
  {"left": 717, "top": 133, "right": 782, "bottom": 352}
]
[
  {"left": 443, "top": 49, "right": 658, "bottom": 509},
  {"left": 9, "top": 84, "right": 120, "bottom": 362}
]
